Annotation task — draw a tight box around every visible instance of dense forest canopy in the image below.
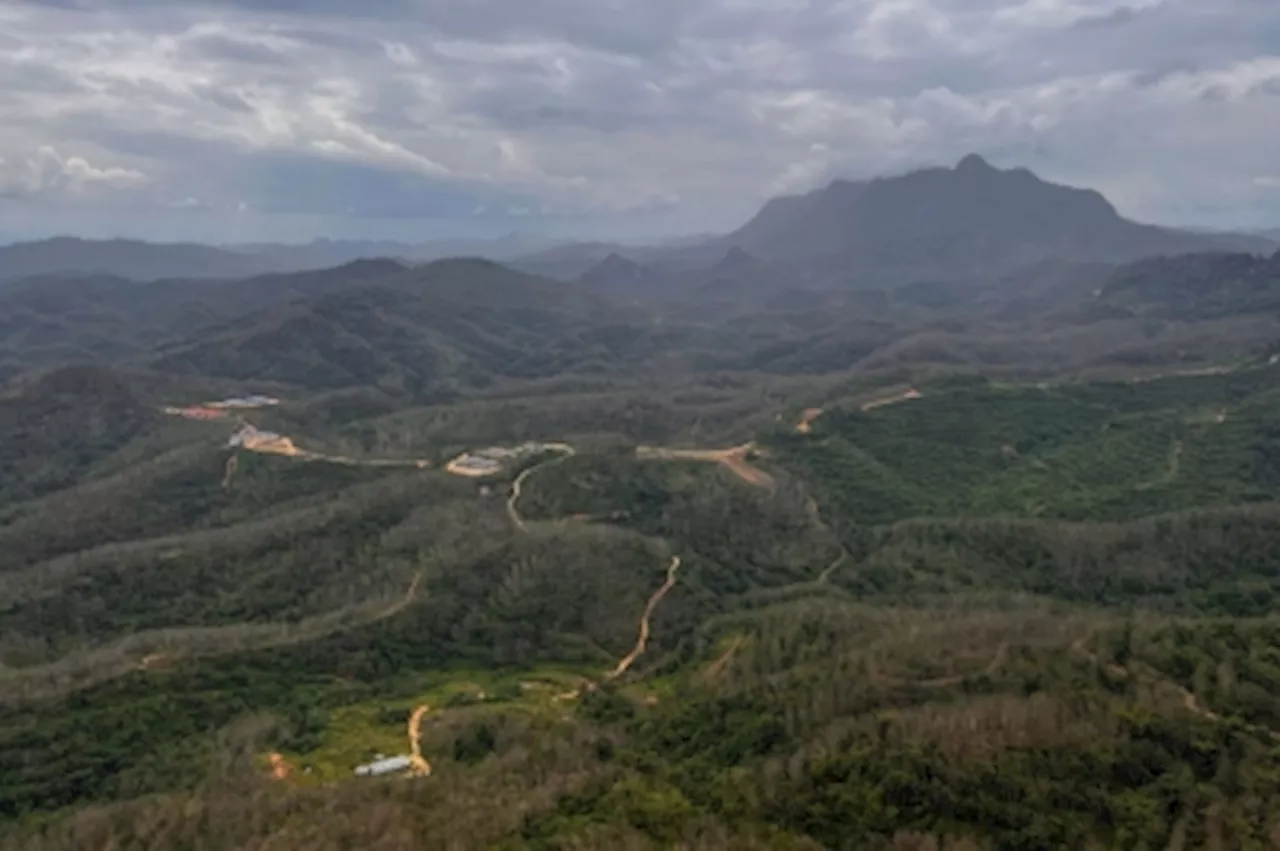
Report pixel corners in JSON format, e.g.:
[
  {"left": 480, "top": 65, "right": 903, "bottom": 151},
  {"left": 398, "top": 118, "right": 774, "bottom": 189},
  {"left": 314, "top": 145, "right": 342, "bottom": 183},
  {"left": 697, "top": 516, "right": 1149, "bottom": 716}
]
[{"left": 1, "top": 210, "right": 1280, "bottom": 849}]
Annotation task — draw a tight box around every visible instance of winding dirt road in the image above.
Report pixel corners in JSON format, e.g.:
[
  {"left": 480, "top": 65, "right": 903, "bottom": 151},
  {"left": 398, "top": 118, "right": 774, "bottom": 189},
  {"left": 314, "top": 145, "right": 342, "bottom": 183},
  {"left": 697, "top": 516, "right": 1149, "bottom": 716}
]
[
  {"left": 407, "top": 704, "right": 433, "bottom": 777},
  {"left": 507, "top": 445, "right": 576, "bottom": 532},
  {"left": 552, "top": 554, "right": 685, "bottom": 703},
  {"left": 402, "top": 556, "right": 680, "bottom": 772},
  {"left": 606, "top": 556, "right": 683, "bottom": 682},
  {"left": 1069, "top": 632, "right": 1278, "bottom": 738}
]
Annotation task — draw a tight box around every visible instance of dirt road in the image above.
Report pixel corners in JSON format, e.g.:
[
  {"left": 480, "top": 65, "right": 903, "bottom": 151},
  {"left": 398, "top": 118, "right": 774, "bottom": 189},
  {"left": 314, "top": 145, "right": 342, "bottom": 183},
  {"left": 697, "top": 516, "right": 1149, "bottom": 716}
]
[
  {"left": 817, "top": 551, "right": 847, "bottom": 584},
  {"left": 796, "top": 408, "right": 823, "bottom": 435},
  {"left": 1068, "top": 632, "right": 1277, "bottom": 737},
  {"left": 396, "top": 547, "right": 660, "bottom": 772},
  {"left": 861, "top": 388, "right": 923, "bottom": 411},
  {"left": 507, "top": 445, "right": 577, "bottom": 532},
  {"left": 1136, "top": 439, "right": 1183, "bottom": 492},
  {"left": 636, "top": 443, "right": 773, "bottom": 488},
  {"left": 221, "top": 454, "right": 239, "bottom": 491},
  {"left": 704, "top": 634, "right": 746, "bottom": 682},
  {"left": 606, "top": 556, "right": 682, "bottom": 682},
  {"left": 552, "top": 554, "right": 684, "bottom": 703},
  {"left": 407, "top": 705, "right": 432, "bottom": 777}
]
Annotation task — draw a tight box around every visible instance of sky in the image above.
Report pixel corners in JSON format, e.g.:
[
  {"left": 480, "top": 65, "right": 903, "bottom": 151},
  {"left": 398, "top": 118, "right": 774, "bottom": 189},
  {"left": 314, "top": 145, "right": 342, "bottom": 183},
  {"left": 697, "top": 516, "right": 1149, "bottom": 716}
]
[{"left": 1, "top": 0, "right": 1278, "bottom": 244}]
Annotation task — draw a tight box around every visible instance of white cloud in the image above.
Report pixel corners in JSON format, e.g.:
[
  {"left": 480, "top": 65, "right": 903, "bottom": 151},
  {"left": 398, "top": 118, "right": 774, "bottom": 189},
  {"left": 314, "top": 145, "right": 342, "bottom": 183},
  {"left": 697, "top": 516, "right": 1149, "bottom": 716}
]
[
  {"left": 0, "top": 145, "right": 146, "bottom": 197},
  {"left": 0, "top": 0, "right": 1277, "bottom": 237}
]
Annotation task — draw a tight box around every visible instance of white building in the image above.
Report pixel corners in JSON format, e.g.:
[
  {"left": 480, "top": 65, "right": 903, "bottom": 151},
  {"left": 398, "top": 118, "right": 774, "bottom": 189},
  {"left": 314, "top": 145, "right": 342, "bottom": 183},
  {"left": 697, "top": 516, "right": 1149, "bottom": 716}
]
[{"left": 354, "top": 755, "right": 413, "bottom": 777}]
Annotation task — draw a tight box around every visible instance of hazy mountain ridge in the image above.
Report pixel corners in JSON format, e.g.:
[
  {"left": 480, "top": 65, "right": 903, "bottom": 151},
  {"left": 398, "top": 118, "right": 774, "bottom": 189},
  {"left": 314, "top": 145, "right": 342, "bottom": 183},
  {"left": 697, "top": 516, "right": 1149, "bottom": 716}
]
[
  {"left": 0, "top": 235, "right": 567, "bottom": 284},
  {"left": 142, "top": 259, "right": 634, "bottom": 399},
  {"left": 707, "top": 154, "right": 1275, "bottom": 285},
  {"left": 6, "top": 158, "right": 1275, "bottom": 290},
  {"left": 0, "top": 237, "right": 290, "bottom": 282}
]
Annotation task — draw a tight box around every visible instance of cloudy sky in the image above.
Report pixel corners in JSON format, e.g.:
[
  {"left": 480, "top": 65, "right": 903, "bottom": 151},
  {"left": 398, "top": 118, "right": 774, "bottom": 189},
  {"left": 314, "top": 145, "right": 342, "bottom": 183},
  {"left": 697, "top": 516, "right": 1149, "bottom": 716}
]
[{"left": 1, "top": 0, "right": 1278, "bottom": 243}]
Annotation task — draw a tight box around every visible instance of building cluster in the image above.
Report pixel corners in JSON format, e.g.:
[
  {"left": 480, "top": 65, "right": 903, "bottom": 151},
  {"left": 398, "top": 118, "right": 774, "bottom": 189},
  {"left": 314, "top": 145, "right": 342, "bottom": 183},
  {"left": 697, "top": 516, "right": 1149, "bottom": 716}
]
[
  {"left": 207, "top": 395, "right": 281, "bottom": 409},
  {"left": 163, "top": 394, "right": 280, "bottom": 421},
  {"left": 227, "top": 424, "right": 299, "bottom": 455},
  {"left": 445, "top": 442, "right": 551, "bottom": 478},
  {"left": 163, "top": 405, "right": 228, "bottom": 421}
]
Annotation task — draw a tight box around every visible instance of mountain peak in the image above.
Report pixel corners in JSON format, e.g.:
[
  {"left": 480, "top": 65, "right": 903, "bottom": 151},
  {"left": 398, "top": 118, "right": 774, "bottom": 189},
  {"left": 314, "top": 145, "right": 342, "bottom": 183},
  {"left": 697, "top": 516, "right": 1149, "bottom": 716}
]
[
  {"left": 955, "top": 153, "right": 995, "bottom": 173},
  {"left": 333, "top": 257, "right": 406, "bottom": 277},
  {"left": 715, "top": 156, "right": 1241, "bottom": 284},
  {"left": 580, "top": 252, "right": 655, "bottom": 287},
  {"left": 715, "top": 246, "right": 759, "bottom": 271}
]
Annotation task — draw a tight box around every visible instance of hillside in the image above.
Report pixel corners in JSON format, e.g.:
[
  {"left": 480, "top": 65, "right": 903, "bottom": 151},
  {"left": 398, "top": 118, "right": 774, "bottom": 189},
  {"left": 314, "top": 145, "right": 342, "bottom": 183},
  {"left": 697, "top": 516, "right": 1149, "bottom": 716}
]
[
  {"left": 5, "top": 362, "right": 1280, "bottom": 849},
  {"left": 146, "top": 260, "right": 636, "bottom": 398},
  {"left": 1100, "top": 250, "right": 1280, "bottom": 320},
  {"left": 4, "top": 213, "right": 1280, "bottom": 849},
  {"left": 0, "top": 364, "right": 160, "bottom": 503}
]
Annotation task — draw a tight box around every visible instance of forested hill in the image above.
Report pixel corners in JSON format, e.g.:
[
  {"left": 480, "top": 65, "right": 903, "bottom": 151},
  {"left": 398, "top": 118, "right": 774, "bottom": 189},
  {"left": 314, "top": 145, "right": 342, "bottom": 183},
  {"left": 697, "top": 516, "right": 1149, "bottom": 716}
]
[
  {"left": 4, "top": 358, "right": 1280, "bottom": 849},
  {"left": 3, "top": 210, "right": 1280, "bottom": 849},
  {"left": 1101, "top": 249, "right": 1280, "bottom": 320}
]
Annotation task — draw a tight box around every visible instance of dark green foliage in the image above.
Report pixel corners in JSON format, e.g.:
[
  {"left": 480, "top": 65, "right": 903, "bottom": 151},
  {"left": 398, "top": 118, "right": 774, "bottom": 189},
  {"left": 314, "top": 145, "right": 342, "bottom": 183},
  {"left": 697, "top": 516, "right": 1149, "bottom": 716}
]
[
  {"left": 775, "top": 368, "right": 1280, "bottom": 525},
  {"left": 1103, "top": 251, "right": 1280, "bottom": 320},
  {"left": 6, "top": 253, "right": 1280, "bottom": 849},
  {"left": 452, "top": 722, "right": 498, "bottom": 765},
  {"left": 0, "top": 365, "right": 158, "bottom": 503}
]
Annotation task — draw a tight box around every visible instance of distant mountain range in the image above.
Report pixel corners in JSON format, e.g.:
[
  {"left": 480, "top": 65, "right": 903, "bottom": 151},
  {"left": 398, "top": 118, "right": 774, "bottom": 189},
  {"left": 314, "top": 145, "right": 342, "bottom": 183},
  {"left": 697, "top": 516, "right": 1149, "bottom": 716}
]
[
  {"left": 3, "top": 157, "right": 1276, "bottom": 289},
  {"left": 0, "top": 237, "right": 285, "bottom": 282},
  {"left": 524, "top": 155, "right": 1277, "bottom": 285},
  {"left": 0, "top": 234, "right": 566, "bottom": 283}
]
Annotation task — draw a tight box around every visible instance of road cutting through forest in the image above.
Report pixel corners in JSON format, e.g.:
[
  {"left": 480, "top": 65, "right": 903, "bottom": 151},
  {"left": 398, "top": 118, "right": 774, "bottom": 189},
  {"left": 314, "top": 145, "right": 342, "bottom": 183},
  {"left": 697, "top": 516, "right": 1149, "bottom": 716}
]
[
  {"left": 796, "top": 408, "right": 824, "bottom": 434},
  {"left": 860, "top": 388, "right": 924, "bottom": 411},
  {"left": 507, "top": 445, "right": 577, "bottom": 532},
  {"left": 407, "top": 704, "right": 433, "bottom": 777},
  {"left": 548, "top": 555, "right": 683, "bottom": 703},
  {"left": 704, "top": 634, "right": 747, "bottom": 682},
  {"left": 636, "top": 443, "right": 773, "bottom": 488},
  {"left": 407, "top": 555, "right": 683, "bottom": 773},
  {"left": 1070, "top": 632, "right": 1278, "bottom": 740},
  {"left": 606, "top": 555, "right": 683, "bottom": 681},
  {"left": 236, "top": 437, "right": 433, "bottom": 469}
]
